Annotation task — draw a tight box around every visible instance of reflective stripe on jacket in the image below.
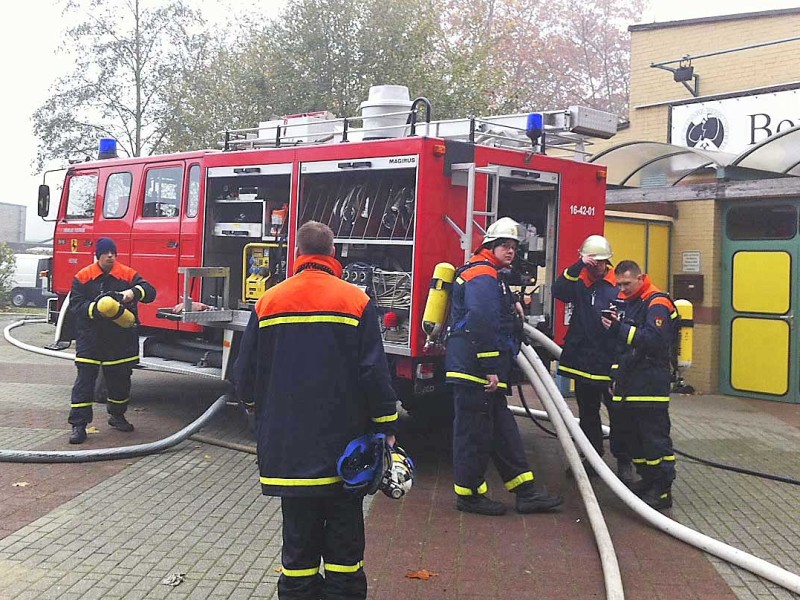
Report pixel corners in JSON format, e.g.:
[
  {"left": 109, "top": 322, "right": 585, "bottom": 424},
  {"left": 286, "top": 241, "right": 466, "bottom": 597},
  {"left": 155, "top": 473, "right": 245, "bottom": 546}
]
[
  {"left": 611, "top": 277, "right": 677, "bottom": 405},
  {"left": 445, "top": 249, "right": 517, "bottom": 392},
  {"left": 233, "top": 254, "right": 399, "bottom": 497},
  {"left": 552, "top": 259, "right": 618, "bottom": 383},
  {"left": 71, "top": 261, "right": 156, "bottom": 363}
]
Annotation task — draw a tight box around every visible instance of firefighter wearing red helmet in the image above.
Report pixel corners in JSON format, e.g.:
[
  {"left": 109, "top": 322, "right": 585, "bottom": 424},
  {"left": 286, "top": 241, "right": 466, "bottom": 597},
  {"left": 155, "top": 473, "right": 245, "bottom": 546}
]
[
  {"left": 445, "top": 217, "right": 562, "bottom": 516},
  {"left": 67, "top": 237, "right": 156, "bottom": 445},
  {"left": 233, "top": 221, "right": 398, "bottom": 600}
]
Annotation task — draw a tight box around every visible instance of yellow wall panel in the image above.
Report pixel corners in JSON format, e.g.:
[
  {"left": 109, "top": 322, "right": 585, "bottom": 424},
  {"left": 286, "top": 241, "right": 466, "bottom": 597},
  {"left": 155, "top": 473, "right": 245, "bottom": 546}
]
[
  {"left": 604, "top": 220, "right": 646, "bottom": 268},
  {"left": 647, "top": 223, "right": 670, "bottom": 291},
  {"left": 732, "top": 251, "right": 791, "bottom": 314},
  {"left": 730, "top": 317, "right": 789, "bottom": 395}
]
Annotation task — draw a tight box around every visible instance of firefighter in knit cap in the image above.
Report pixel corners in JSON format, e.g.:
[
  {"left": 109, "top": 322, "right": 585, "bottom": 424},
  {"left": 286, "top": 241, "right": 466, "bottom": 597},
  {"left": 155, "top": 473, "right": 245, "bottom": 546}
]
[{"left": 67, "top": 237, "right": 156, "bottom": 444}]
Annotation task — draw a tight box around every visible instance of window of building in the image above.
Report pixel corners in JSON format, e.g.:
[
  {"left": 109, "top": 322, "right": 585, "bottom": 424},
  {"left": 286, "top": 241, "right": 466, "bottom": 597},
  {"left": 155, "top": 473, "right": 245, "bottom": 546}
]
[
  {"left": 187, "top": 164, "right": 201, "bottom": 218},
  {"left": 103, "top": 172, "right": 133, "bottom": 219},
  {"left": 66, "top": 174, "right": 98, "bottom": 220},
  {"left": 726, "top": 204, "right": 797, "bottom": 240},
  {"left": 143, "top": 166, "right": 182, "bottom": 218}
]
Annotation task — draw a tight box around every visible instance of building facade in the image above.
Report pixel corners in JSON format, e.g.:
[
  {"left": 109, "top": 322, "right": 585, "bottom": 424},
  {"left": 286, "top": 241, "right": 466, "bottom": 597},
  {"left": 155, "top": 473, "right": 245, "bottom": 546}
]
[{"left": 593, "top": 8, "right": 800, "bottom": 402}]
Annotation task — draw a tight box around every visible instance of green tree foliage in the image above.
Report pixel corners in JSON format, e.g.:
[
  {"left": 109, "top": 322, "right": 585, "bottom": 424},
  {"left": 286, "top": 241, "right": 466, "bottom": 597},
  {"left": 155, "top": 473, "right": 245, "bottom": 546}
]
[
  {"left": 32, "top": 0, "right": 212, "bottom": 168},
  {"left": 35, "top": 0, "right": 639, "bottom": 159},
  {"left": 0, "top": 244, "right": 16, "bottom": 307}
]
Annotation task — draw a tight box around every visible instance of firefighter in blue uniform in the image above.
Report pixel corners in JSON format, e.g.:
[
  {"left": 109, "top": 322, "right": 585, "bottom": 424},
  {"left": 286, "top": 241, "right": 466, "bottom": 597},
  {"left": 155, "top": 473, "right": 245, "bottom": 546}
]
[
  {"left": 233, "top": 221, "right": 398, "bottom": 600},
  {"left": 602, "top": 259, "right": 678, "bottom": 510},
  {"left": 552, "top": 235, "right": 633, "bottom": 483},
  {"left": 446, "top": 217, "right": 563, "bottom": 516},
  {"left": 68, "top": 237, "right": 156, "bottom": 444}
]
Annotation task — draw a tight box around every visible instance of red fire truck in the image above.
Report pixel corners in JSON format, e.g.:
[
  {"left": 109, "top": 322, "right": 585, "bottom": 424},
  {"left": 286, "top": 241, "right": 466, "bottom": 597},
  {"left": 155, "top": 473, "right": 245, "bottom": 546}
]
[{"left": 37, "top": 89, "right": 614, "bottom": 414}]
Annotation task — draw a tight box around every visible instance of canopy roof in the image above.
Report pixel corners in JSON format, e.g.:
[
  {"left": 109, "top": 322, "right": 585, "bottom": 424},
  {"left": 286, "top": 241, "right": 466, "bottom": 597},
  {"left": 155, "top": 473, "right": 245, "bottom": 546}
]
[{"left": 591, "top": 123, "right": 800, "bottom": 187}]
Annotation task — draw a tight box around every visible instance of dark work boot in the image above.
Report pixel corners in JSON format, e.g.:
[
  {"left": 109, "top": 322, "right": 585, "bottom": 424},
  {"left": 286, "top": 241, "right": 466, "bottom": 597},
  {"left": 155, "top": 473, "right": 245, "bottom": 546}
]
[
  {"left": 456, "top": 495, "right": 507, "bottom": 516},
  {"left": 108, "top": 414, "right": 134, "bottom": 432},
  {"left": 629, "top": 478, "right": 652, "bottom": 497},
  {"left": 69, "top": 425, "right": 87, "bottom": 444},
  {"left": 616, "top": 460, "right": 635, "bottom": 486},
  {"left": 515, "top": 485, "right": 563, "bottom": 513},
  {"left": 641, "top": 488, "right": 673, "bottom": 511}
]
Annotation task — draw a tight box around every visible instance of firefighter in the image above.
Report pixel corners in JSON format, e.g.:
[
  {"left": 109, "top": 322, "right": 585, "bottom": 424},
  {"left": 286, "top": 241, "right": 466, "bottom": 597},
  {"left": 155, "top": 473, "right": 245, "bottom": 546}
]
[
  {"left": 68, "top": 237, "right": 156, "bottom": 444},
  {"left": 233, "top": 221, "right": 398, "bottom": 600},
  {"left": 601, "top": 260, "right": 678, "bottom": 510},
  {"left": 446, "top": 217, "right": 563, "bottom": 516},
  {"left": 552, "top": 235, "right": 634, "bottom": 483}
]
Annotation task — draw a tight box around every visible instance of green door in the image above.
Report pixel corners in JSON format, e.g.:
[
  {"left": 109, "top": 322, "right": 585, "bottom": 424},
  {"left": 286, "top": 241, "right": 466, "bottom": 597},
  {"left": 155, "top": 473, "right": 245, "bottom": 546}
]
[{"left": 720, "top": 202, "right": 799, "bottom": 403}]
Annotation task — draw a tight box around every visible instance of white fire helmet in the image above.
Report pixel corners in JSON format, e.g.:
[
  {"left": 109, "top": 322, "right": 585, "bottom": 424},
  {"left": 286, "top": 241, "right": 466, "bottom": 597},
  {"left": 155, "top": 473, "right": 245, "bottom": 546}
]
[
  {"left": 579, "top": 235, "right": 613, "bottom": 261},
  {"left": 482, "top": 217, "right": 525, "bottom": 246}
]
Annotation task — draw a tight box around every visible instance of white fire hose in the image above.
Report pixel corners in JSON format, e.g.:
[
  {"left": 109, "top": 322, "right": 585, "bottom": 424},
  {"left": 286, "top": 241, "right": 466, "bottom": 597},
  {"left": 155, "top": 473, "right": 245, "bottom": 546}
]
[{"left": 520, "top": 324, "right": 800, "bottom": 594}]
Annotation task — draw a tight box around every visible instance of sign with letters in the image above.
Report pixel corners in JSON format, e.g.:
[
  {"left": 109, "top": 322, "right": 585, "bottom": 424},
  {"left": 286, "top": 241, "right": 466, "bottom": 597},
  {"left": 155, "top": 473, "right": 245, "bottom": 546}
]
[{"left": 670, "top": 88, "right": 800, "bottom": 154}]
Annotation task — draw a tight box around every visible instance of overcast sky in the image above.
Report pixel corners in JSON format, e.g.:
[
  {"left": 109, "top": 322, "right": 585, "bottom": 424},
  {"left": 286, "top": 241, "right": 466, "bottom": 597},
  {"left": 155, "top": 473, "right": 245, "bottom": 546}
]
[{"left": 4, "top": 0, "right": 800, "bottom": 242}]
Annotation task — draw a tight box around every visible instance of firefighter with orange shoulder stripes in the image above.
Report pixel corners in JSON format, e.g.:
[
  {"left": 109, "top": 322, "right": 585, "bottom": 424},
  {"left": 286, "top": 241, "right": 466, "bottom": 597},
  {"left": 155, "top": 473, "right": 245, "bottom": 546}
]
[
  {"left": 233, "top": 221, "right": 398, "bottom": 600},
  {"left": 445, "top": 217, "right": 562, "bottom": 516},
  {"left": 552, "top": 235, "right": 634, "bottom": 483},
  {"left": 67, "top": 237, "right": 156, "bottom": 444},
  {"left": 601, "top": 259, "right": 678, "bottom": 511}
]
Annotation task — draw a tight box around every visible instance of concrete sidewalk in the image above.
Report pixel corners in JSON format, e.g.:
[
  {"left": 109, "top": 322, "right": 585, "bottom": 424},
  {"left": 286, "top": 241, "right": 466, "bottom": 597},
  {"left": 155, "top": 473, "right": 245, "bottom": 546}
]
[{"left": 0, "top": 318, "right": 799, "bottom": 599}]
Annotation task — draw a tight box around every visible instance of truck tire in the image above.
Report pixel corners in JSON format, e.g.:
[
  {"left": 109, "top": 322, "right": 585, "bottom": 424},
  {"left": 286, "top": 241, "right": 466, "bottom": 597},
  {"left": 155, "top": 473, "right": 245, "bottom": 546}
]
[{"left": 10, "top": 289, "right": 27, "bottom": 308}]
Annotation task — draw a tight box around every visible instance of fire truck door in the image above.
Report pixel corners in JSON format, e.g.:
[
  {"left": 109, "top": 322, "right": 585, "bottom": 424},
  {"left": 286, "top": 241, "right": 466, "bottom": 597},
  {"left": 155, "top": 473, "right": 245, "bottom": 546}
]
[
  {"left": 55, "top": 171, "right": 99, "bottom": 294},
  {"left": 131, "top": 163, "right": 184, "bottom": 328},
  {"left": 177, "top": 163, "right": 203, "bottom": 323}
]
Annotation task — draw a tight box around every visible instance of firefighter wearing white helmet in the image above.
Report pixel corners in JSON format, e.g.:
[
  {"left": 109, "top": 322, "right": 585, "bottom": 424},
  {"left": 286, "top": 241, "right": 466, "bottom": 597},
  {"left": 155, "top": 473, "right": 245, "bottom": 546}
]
[
  {"left": 445, "top": 217, "right": 562, "bottom": 516},
  {"left": 552, "top": 234, "right": 633, "bottom": 483},
  {"left": 579, "top": 234, "right": 614, "bottom": 261}
]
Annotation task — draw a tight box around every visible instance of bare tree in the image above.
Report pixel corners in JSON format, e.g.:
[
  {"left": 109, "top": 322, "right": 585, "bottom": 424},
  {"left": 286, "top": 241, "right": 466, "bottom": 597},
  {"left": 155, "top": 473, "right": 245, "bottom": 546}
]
[{"left": 32, "top": 0, "right": 212, "bottom": 168}]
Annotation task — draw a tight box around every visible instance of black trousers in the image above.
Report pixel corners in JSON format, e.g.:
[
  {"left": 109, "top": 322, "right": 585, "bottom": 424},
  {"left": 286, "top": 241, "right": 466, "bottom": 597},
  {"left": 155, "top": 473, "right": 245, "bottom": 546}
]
[
  {"left": 574, "top": 379, "right": 631, "bottom": 461},
  {"left": 626, "top": 405, "right": 676, "bottom": 493},
  {"left": 452, "top": 385, "right": 533, "bottom": 496},
  {"left": 68, "top": 362, "right": 133, "bottom": 426},
  {"left": 279, "top": 494, "right": 367, "bottom": 600}
]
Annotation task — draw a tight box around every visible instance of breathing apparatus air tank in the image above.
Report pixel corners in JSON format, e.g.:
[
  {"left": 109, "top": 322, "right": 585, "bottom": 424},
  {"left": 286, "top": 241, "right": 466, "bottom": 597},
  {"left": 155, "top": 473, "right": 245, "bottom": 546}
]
[
  {"left": 674, "top": 299, "right": 693, "bottom": 368},
  {"left": 96, "top": 294, "right": 136, "bottom": 328},
  {"left": 422, "top": 262, "right": 456, "bottom": 347}
]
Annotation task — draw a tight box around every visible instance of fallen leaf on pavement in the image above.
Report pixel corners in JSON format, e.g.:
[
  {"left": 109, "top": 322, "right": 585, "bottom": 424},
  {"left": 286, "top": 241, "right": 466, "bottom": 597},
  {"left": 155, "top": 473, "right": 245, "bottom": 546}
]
[
  {"left": 87, "top": 426, "right": 99, "bottom": 434},
  {"left": 406, "top": 569, "right": 438, "bottom": 580}
]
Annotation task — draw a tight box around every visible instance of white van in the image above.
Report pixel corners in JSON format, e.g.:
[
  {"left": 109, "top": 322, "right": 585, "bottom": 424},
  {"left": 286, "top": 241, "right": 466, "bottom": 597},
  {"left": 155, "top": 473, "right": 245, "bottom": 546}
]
[{"left": 10, "top": 254, "right": 54, "bottom": 308}]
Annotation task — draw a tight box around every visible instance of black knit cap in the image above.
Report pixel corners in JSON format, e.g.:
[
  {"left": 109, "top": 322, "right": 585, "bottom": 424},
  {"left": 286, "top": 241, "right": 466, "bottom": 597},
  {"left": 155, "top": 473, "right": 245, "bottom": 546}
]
[{"left": 95, "top": 237, "right": 117, "bottom": 258}]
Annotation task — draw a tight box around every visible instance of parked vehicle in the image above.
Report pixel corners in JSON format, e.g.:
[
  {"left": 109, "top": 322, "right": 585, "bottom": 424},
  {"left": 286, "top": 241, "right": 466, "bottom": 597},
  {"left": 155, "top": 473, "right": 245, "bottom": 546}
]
[
  {"left": 10, "top": 254, "right": 53, "bottom": 308},
  {"left": 36, "top": 86, "right": 616, "bottom": 413}
]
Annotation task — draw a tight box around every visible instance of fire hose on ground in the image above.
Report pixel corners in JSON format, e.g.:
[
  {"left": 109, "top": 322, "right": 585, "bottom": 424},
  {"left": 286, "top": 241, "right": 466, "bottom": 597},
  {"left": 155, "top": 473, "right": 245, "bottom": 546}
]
[
  {"left": 520, "top": 323, "right": 800, "bottom": 594},
  {"left": 0, "top": 317, "right": 235, "bottom": 462}
]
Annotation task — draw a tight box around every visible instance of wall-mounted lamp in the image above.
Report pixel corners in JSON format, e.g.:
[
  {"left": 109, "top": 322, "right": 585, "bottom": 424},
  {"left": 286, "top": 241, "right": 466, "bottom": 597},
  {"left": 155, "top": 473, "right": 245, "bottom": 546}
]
[{"left": 651, "top": 55, "right": 699, "bottom": 97}]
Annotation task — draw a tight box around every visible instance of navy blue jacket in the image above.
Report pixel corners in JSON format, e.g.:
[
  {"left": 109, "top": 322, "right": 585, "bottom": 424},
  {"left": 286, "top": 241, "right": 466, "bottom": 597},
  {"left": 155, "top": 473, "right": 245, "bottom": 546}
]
[
  {"left": 610, "top": 277, "right": 678, "bottom": 405},
  {"left": 233, "top": 254, "right": 398, "bottom": 498},
  {"left": 71, "top": 261, "right": 156, "bottom": 364},
  {"left": 552, "top": 259, "right": 618, "bottom": 384},
  {"left": 445, "top": 249, "right": 519, "bottom": 393}
]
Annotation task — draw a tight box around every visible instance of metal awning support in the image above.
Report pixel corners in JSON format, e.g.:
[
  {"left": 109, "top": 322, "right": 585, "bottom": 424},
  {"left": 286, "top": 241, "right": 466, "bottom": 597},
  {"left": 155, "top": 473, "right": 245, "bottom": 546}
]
[{"left": 606, "top": 176, "right": 800, "bottom": 205}]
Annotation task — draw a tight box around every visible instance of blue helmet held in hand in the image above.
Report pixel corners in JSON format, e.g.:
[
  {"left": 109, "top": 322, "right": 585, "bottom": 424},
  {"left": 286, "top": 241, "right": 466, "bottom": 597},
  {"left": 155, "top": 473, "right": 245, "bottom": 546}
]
[
  {"left": 337, "top": 433, "right": 390, "bottom": 496},
  {"left": 337, "top": 433, "right": 415, "bottom": 499}
]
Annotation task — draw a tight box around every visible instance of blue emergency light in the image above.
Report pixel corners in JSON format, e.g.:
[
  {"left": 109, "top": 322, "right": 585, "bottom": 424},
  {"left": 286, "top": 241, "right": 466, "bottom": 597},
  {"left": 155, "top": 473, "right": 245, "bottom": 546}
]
[
  {"left": 98, "top": 138, "right": 118, "bottom": 160},
  {"left": 526, "top": 113, "right": 543, "bottom": 147}
]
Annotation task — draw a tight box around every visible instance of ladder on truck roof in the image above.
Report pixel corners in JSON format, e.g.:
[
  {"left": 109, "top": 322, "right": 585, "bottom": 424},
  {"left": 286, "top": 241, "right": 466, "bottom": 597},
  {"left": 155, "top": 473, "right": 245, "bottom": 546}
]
[{"left": 220, "top": 104, "right": 618, "bottom": 157}]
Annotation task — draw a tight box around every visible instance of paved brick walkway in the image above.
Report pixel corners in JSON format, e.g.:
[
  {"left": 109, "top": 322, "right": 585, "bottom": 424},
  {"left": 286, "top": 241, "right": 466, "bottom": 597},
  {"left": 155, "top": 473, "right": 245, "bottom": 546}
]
[{"left": 0, "top": 317, "right": 799, "bottom": 599}]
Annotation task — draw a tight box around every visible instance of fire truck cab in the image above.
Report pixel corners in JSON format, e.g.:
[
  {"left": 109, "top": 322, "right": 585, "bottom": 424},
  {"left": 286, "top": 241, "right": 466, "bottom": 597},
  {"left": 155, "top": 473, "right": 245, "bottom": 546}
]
[{"left": 38, "top": 87, "right": 614, "bottom": 415}]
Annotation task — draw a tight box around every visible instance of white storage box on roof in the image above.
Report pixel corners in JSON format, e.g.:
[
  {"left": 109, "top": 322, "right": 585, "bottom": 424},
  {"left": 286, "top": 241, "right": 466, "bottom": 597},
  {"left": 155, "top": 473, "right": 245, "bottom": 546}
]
[{"left": 258, "top": 111, "right": 337, "bottom": 143}]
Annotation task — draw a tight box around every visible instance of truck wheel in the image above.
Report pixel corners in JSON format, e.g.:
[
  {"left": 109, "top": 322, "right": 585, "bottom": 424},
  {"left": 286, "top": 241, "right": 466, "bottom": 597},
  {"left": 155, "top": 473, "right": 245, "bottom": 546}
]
[{"left": 10, "top": 289, "right": 27, "bottom": 308}]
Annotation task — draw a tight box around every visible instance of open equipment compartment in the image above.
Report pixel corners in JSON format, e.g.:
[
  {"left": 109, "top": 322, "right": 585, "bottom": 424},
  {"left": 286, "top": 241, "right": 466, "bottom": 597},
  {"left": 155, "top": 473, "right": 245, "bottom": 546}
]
[{"left": 298, "top": 155, "right": 418, "bottom": 350}]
